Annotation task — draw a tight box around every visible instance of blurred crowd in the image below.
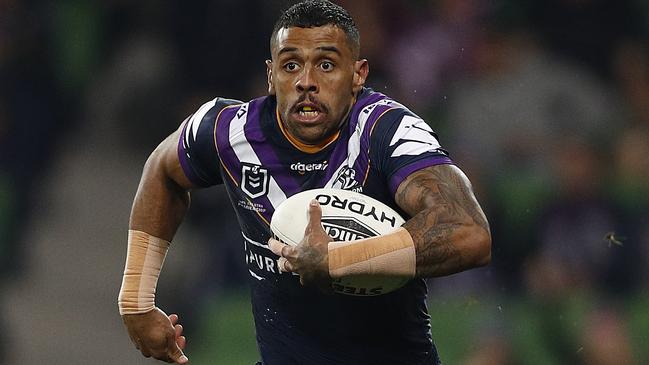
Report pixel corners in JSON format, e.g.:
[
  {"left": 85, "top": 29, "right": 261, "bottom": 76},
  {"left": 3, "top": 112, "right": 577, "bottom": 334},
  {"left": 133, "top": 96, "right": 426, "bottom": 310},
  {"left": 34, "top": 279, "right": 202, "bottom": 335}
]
[{"left": 1, "top": 0, "right": 647, "bottom": 364}]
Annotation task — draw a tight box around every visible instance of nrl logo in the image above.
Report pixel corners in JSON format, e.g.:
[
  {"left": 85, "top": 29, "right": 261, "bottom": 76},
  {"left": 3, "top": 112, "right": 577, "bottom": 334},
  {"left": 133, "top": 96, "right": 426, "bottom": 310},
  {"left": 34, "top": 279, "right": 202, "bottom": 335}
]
[{"left": 241, "top": 163, "right": 269, "bottom": 199}]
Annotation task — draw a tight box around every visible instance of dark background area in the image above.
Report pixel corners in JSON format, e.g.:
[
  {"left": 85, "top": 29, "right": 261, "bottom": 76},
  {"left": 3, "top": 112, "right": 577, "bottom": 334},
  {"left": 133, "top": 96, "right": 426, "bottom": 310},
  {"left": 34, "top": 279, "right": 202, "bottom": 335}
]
[{"left": 1, "top": 0, "right": 648, "bottom": 364}]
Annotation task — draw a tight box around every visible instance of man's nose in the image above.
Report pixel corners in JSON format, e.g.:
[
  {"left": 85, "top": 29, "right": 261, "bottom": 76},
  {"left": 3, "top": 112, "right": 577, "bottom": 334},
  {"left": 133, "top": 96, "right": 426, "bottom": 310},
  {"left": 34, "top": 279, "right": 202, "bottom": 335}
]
[{"left": 296, "top": 68, "right": 318, "bottom": 93}]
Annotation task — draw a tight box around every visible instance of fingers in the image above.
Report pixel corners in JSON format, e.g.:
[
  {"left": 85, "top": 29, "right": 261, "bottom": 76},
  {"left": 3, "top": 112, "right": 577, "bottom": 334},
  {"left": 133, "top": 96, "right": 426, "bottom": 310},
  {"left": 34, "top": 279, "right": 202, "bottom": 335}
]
[
  {"left": 269, "top": 200, "right": 325, "bottom": 279},
  {"left": 125, "top": 309, "right": 189, "bottom": 363},
  {"left": 172, "top": 317, "right": 187, "bottom": 353},
  {"left": 269, "top": 238, "right": 293, "bottom": 257},
  {"left": 270, "top": 239, "right": 296, "bottom": 273},
  {"left": 177, "top": 335, "right": 187, "bottom": 351},
  {"left": 169, "top": 347, "right": 188, "bottom": 364},
  {"left": 170, "top": 314, "right": 186, "bottom": 349},
  {"left": 167, "top": 331, "right": 189, "bottom": 364},
  {"left": 170, "top": 316, "right": 188, "bottom": 362},
  {"left": 306, "top": 199, "right": 322, "bottom": 233},
  {"left": 277, "top": 257, "right": 295, "bottom": 273},
  {"left": 169, "top": 313, "right": 179, "bottom": 325}
]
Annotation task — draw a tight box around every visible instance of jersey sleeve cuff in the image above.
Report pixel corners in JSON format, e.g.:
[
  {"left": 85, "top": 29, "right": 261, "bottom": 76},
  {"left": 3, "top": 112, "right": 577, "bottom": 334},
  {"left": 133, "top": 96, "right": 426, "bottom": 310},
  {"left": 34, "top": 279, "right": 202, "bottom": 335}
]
[
  {"left": 177, "top": 122, "right": 212, "bottom": 188},
  {"left": 388, "top": 156, "right": 454, "bottom": 196}
]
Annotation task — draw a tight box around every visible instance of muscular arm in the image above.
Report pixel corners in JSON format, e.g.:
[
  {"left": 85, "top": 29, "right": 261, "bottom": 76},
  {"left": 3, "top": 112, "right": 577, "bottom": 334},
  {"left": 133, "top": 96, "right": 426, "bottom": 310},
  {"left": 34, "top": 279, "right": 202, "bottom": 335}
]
[
  {"left": 396, "top": 164, "right": 491, "bottom": 277},
  {"left": 121, "top": 124, "right": 195, "bottom": 364},
  {"left": 130, "top": 124, "right": 195, "bottom": 240},
  {"left": 269, "top": 163, "right": 491, "bottom": 286}
]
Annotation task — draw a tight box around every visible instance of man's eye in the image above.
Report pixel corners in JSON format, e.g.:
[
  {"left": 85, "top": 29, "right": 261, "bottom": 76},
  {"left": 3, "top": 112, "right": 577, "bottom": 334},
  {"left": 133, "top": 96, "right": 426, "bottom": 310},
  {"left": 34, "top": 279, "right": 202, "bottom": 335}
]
[
  {"left": 284, "top": 62, "right": 299, "bottom": 71},
  {"left": 320, "top": 61, "right": 334, "bottom": 71}
]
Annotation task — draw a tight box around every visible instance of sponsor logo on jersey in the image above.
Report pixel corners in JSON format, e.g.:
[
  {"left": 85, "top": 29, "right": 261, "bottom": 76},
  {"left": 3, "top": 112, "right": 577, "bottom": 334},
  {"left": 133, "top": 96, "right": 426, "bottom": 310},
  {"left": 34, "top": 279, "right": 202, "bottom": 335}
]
[
  {"left": 315, "top": 193, "right": 399, "bottom": 228},
  {"left": 321, "top": 217, "right": 378, "bottom": 241},
  {"left": 246, "top": 244, "right": 281, "bottom": 275},
  {"left": 241, "top": 163, "right": 270, "bottom": 199},
  {"left": 331, "top": 166, "right": 362, "bottom": 192},
  {"left": 243, "top": 233, "right": 298, "bottom": 279},
  {"left": 290, "top": 161, "right": 328, "bottom": 174}
]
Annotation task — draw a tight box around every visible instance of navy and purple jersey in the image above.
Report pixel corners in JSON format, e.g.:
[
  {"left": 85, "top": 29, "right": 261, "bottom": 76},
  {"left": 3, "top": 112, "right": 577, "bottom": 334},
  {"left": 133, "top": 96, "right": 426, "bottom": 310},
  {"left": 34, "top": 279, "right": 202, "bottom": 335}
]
[{"left": 178, "top": 88, "right": 452, "bottom": 365}]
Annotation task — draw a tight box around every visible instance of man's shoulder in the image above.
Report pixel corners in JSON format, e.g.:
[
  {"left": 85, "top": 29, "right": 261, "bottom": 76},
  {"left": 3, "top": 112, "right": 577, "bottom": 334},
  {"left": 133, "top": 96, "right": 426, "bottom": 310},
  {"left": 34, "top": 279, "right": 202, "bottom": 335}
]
[
  {"left": 187, "top": 95, "right": 275, "bottom": 128},
  {"left": 193, "top": 95, "right": 274, "bottom": 114},
  {"left": 214, "top": 95, "right": 277, "bottom": 118},
  {"left": 187, "top": 97, "right": 243, "bottom": 125},
  {"left": 351, "top": 89, "right": 418, "bottom": 136},
  {"left": 210, "top": 96, "right": 246, "bottom": 113},
  {"left": 356, "top": 88, "right": 414, "bottom": 118}
]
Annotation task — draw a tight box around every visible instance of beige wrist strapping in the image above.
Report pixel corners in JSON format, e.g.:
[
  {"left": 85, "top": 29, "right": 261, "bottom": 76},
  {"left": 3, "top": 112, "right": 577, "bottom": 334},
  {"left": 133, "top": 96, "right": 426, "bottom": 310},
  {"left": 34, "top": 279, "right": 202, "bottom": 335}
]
[
  {"left": 118, "top": 230, "right": 170, "bottom": 315},
  {"left": 328, "top": 227, "right": 416, "bottom": 278}
]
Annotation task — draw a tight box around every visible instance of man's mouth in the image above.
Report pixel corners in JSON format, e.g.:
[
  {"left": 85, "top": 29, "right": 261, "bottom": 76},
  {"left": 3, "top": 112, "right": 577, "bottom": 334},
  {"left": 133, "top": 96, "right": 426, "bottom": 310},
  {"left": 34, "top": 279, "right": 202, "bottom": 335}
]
[
  {"left": 292, "top": 102, "right": 325, "bottom": 123},
  {"left": 299, "top": 105, "right": 319, "bottom": 118}
]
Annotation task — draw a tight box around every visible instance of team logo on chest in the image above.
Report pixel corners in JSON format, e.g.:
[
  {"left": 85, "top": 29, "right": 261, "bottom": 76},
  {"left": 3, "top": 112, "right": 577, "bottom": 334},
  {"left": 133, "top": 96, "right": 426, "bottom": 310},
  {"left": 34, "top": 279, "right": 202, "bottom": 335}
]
[
  {"left": 241, "top": 163, "right": 270, "bottom": 199},
  {"left": 332, "top": 166, "right": 363, "bottom": 192}
]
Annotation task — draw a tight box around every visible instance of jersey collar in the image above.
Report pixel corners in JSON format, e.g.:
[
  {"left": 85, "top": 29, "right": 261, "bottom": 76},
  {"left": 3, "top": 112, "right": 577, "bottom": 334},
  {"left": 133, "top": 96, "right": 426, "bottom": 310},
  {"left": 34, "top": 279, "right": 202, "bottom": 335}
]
[{"left": 275, "top": 107, "right": 341, "bottom": 154}]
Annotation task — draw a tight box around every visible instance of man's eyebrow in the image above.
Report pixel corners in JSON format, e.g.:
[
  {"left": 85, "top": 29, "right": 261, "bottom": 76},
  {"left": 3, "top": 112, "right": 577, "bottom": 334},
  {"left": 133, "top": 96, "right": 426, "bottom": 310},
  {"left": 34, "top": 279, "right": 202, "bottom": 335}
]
[
  {"left": 277, "top": 46, "right": 342, "bottom": 56},
  {"left": 316, "top": 46, "right": 341, "bottom": 55},
  {"left": 278, "top": 47, "right": 299, "bottom": 56}
]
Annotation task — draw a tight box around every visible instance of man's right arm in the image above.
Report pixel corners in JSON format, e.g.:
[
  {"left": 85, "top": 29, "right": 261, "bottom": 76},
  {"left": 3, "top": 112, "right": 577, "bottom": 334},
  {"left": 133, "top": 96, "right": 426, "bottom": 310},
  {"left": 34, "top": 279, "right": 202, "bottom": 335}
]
[
  {"left": 120, "top": 123, "right": 195, "bottom": 364},
  {"left": 130, "top": 124, "right": 194, "bottom": 240}
]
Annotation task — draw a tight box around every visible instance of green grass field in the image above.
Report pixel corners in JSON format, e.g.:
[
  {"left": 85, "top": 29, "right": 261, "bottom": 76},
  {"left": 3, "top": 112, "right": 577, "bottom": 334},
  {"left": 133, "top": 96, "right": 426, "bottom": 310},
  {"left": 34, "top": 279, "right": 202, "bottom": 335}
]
[{"left": 190, "top": 290, "right": 649, "bottom": 364}]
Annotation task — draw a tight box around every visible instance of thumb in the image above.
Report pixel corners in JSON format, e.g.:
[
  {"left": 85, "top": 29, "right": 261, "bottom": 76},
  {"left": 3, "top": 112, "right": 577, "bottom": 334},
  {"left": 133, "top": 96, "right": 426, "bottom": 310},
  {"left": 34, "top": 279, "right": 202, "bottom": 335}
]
[
  {"left": 306, "top": 199, "right": 323, "bottom": 233},
  {"left": 167, "top": 335, "right": 188, "bottom": 364}
]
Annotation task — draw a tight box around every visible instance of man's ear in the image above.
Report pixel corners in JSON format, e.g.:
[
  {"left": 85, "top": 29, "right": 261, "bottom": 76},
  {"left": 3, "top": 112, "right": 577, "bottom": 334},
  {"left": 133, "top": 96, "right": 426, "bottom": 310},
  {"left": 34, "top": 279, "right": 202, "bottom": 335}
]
[
  {"left": 352, "top": 59, "right": 369, "bottom": 94},
  {"left": 266, "top": 60, "right": 275, "bottom": 95}
]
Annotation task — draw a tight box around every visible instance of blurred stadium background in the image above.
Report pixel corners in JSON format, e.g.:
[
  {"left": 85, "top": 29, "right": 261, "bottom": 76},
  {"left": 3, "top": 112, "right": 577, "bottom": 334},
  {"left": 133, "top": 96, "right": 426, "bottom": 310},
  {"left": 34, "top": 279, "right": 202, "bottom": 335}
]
[{"left": 1, "top": 0, "right": 648, "bottom": 364}]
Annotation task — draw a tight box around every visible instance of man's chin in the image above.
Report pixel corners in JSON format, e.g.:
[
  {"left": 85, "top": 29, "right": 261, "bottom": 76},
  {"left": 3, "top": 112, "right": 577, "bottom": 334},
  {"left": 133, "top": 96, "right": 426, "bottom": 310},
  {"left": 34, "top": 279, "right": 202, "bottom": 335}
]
[{"left": 286, "top": 124, "right": 334, "bottom": 145}]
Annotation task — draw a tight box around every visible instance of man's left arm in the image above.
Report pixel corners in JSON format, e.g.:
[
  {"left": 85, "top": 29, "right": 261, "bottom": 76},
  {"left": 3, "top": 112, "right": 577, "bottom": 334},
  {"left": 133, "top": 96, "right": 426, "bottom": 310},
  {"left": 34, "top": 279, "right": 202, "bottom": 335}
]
[
  {"left": 396, "top": 164, "right": 491, "bottom": 277},
  {"left": 269, "top": 163, "right": 491, "bottom": 284}
]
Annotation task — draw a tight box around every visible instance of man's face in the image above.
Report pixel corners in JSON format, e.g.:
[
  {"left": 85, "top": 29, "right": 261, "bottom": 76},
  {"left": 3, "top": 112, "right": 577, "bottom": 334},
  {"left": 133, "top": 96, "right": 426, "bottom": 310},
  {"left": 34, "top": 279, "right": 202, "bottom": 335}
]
[{"left": 267, "top": 25, "right": 368, "bottom": 145}]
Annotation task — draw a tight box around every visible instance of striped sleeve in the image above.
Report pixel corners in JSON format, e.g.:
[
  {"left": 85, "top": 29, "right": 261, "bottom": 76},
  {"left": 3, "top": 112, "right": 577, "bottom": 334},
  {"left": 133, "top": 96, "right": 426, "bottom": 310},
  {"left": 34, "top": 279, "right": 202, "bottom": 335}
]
[
  {"left": 177, "top": 97, "right": 241, "bottom": 187},
  {"left": 371, "top": 109, "right": 453, "bottom": 196}
]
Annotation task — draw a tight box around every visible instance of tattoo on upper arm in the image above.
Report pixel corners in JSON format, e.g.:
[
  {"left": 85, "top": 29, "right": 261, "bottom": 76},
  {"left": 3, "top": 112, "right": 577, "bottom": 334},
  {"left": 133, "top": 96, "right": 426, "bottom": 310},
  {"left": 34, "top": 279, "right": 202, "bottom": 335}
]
[
  {"left": 396, "top": 165, "right": 489, "bottom": 232},
  {"left": 395, "top": 165, "right": 490, "bottom": 275}
]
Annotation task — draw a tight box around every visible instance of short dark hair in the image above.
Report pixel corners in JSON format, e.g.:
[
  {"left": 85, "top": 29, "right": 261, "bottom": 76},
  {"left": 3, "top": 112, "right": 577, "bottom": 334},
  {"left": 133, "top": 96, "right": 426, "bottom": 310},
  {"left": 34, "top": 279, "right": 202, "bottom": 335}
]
[{"left": 270, "top": 0, "right": 360, "bottom": 57}]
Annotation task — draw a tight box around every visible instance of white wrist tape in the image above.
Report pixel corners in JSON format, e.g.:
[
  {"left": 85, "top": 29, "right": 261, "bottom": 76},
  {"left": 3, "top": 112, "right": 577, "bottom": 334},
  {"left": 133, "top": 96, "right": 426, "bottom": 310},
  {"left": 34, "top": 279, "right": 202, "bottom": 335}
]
[
  {"left": 118, "top": 230, "right": 170, "bottom": 315},
  {"left": 328, "top": 227, "right": 416, "bottom": 278}
]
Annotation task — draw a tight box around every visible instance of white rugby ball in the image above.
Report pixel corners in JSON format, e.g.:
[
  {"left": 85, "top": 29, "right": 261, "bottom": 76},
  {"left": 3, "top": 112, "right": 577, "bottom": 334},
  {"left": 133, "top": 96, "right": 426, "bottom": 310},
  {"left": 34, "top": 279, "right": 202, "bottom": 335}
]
[{"left": 271, "top": 188, "right": 410, "bottom": 296}]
